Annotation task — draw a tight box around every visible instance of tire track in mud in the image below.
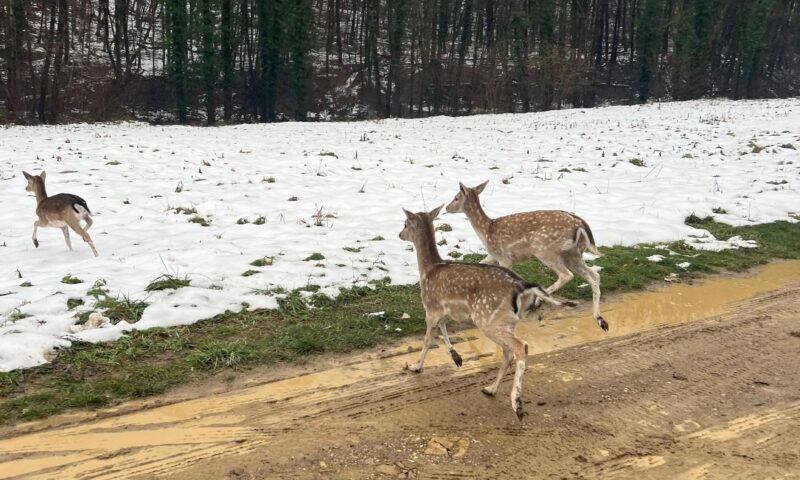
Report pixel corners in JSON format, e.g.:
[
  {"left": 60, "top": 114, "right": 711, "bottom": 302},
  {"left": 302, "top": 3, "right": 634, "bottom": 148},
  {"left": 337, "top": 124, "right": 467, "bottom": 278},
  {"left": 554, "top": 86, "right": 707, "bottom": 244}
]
[{"left": 1, "top": 264, "right": 799, "bottom": 480}]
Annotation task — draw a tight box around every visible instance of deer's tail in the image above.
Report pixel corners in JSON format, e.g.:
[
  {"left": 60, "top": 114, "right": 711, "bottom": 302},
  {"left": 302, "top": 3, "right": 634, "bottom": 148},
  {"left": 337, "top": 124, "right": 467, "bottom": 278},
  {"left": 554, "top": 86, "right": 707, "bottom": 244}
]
[
  {"left": 513, "top": 283, "right": 563, "bottom": 315},
  {"left": 573, "top": 216, "right": 601, "bottom": 256}
]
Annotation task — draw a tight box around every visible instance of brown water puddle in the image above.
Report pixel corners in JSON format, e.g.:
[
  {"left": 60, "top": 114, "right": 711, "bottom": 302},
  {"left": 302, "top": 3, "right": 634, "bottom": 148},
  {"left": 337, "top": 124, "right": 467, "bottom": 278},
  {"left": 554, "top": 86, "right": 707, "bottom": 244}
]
[{"left": 1, "top": 260, "right": 799, "bottom": 480}]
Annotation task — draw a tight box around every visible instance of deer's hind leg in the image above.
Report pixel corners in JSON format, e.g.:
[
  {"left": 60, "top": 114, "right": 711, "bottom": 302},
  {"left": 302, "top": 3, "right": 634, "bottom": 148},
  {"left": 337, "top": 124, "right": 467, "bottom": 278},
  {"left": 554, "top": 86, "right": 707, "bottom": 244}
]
[
  {"left": 482, "top": 319, "right": 529, "bottom": 419},
  {"left": 482, "top": 346, "right": 512, "bottom": 396},
  {"left": 565, "top": 251, "right": 607, "bottom": 331},
  {"left": 66, "top": 216, "right": 99, "bottom": 257},
  {"left": 82, "top": 214, "right": 93, "bottom": 231},
  {"left": 61, "top": 227, "right": 72, "bottom": 250}
]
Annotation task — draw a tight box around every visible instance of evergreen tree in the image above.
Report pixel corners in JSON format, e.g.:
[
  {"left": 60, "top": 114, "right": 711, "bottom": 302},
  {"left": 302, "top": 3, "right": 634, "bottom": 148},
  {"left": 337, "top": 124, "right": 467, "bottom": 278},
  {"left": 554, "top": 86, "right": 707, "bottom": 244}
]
[
  {"left": 220, "top": 0, "right": 234, "bottom": 122},
  {"left": 635, "top": 0, "right": 664, "bottom": 102},
  {"left": 288, "top": 0, "right": 313, "bottom": 120},
  {"left": 200, "top": 0, "right": 217, "bottom": 124},
  {"left": 165, "top": 0, "right": 188, "bottom": 123}
]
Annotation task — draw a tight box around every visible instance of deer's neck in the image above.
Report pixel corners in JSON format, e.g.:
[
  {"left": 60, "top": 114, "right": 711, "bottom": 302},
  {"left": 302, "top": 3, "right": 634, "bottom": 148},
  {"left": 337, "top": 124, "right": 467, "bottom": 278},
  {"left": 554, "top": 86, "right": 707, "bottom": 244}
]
[
  {"left": 33, "top": 184, "right": 48, "bottom": 206},
  {"left": 413, "top": 223, "right": 444, "bottom": 277},
  {"left": 464, "top": 198, "right": 492, "bottom": 238}
]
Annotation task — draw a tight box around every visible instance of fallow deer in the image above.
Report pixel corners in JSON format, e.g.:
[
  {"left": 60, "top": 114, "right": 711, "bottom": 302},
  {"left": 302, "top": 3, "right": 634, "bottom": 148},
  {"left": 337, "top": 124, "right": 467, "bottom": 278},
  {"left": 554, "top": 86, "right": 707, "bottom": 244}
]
[
  {"left": 399, "top": 205, "right": 566, "bottom": 418},
  {"left": 446, "top": 181, "right": 608, "bottom": 331},
  {"left": 23, "top": 171, "right": 99, "bottom": 257}
]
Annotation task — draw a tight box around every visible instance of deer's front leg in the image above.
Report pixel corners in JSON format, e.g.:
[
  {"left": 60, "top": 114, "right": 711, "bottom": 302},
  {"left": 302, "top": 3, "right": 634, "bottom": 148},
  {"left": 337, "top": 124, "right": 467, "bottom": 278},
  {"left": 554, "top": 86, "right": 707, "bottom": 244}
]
[
  {"left": 407, "top": 314, "right": 442, "bottom": 373},
  {"left": 31, "top": 220, "right": 41, "bottom": 248}
]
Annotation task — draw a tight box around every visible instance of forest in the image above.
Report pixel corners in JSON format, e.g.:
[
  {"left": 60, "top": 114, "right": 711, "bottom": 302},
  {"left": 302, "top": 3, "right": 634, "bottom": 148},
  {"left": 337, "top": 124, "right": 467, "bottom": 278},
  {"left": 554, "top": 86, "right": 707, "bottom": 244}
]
[{"left": 0, "top": 0, "right": 798, "bottom": 124}]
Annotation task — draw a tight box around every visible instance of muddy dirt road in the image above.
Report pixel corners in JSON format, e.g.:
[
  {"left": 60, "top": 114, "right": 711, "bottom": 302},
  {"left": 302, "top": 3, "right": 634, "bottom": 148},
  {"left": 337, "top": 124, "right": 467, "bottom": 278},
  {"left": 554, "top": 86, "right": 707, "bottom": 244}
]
[{"left": 1, "top": 261, "right": 799, "bottom": 479}]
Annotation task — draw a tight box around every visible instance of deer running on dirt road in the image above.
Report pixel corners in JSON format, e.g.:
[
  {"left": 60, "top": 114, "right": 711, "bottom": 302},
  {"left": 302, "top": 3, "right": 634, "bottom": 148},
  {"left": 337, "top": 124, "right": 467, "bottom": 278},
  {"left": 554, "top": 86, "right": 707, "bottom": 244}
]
[
  {"left": 399, "top": 205, "right": 567, "bottom": 418},
  {"left": 446, "top": 181, "right": 607, "bottom": 331},
  {"left": 23, "top": 171, "right": 99, "bottom": 257}
]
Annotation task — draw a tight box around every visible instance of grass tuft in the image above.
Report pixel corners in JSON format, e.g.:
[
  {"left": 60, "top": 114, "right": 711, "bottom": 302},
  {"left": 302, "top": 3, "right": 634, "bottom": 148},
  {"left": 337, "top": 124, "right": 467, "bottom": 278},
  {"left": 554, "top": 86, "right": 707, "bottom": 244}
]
[
  {"left": 250, "top": 256, "right": 275, "bottom": 267},
  {"left": 145, "top": 275, "right": 191, "bottom": 292},
  {"left": 67, "top": 298, "right": 84, "bottom": 310},
  {"left": 61, "top": 275, "right": 83, "bottom": 285},
  {"left": 189, "top": 215, "right": 211, "bottom": 227},
  {"left": 95, "top": 295, "right": 148, "bottom": 324}
]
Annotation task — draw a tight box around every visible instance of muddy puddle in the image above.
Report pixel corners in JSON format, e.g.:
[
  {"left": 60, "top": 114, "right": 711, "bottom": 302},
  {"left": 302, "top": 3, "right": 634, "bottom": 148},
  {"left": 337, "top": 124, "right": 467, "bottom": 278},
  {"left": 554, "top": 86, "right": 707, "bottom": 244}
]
[{"left": 1, "top": 260, "right": 799, "bottom": 480}]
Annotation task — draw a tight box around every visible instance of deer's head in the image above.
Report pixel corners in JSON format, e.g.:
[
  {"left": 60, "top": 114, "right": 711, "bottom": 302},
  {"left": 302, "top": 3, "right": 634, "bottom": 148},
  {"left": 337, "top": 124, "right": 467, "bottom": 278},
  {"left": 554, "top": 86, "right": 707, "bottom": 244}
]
[
  {"left": 446, "top": 180, "right": 488, "bottom": 213},
  {"left": 399, "top": 205, "right": 443, "bottom": 243},
  {"left": 23, "top": 171, "right": 46, "bottom": 193}
]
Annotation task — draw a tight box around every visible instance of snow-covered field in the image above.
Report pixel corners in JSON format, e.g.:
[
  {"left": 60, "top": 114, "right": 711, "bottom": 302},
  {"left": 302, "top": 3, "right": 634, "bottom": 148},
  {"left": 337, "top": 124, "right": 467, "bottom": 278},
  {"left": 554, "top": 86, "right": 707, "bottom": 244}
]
[{"left": 1, "top": 99, "right": 799, "bottom": 372}]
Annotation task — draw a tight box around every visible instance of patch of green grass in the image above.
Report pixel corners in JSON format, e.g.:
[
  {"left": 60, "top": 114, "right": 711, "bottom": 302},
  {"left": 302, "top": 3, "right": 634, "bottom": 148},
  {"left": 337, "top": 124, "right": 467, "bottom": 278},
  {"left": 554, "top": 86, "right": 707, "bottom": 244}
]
[
  {"left": 304, "top": 252, "right": 325, "bottom": 261},
  {"left": 343, "top": 246, "right": 363, "bottom": 253},
  {"left": 171, "top": 206, "right": 197, "bottom": 215},
  {"left": 370, "top": 236, "right": 385, "bottom": 241},
  {"left": 436, "top": 224, "right": 453, "bottom": 232},
  {"left": 253, "top": 216, "right": 266, "bottom": 225},
  {"left": 95, "top": 295, "right": 148, "bottom": 324},
  {"left": 145, "top": 275, "right": 191, "bottom": 292},
  {"left": 319, "top": 151, "right": 338, "bottom": 158},
  {"left": 262, "top": 176, "right": 276, "bottom": 183},
  {"left": 189, "top": 215, "right": 211, "bottom": 227},
  {"left": 1, "top": 218, "right": 798, "bottom": 426},
  {"left": 7, "top": 310, "right": 30, "bottom": 322},
  {"left": 236, "top": 218, "right": 250, "bottom": 225},
  {"left": 106, "top": 160, "right": 121, "bottom": 165},
  {"left": 629, "top": 158, "right": 646, "bottom": 167},
  {"left": 19, "top": 281, "right": 32, "bottom": 287},
  {"left": 712, "top": 207, "right": 728, "bottom": 214},
  {"left": 86, "top": 279, "right": 109, "bottom": 298},
  {"left": 242, "top": 270, "right": 259, "bottom": 277},
  {"left": 61, "top": 275, "right": 83, "bottom": 284},
  {"left": 250, "top": 256, "right": 275, "bottom": 267},
  {"left": 67, "top": 298, "right": 84, "bottom": 310}
]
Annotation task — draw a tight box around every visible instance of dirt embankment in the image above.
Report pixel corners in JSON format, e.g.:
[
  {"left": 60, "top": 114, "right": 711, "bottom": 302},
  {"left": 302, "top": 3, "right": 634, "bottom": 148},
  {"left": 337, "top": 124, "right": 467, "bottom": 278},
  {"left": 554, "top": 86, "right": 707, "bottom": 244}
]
[{"left": 1, "top": 262, "right": 799, "bottom": 479}]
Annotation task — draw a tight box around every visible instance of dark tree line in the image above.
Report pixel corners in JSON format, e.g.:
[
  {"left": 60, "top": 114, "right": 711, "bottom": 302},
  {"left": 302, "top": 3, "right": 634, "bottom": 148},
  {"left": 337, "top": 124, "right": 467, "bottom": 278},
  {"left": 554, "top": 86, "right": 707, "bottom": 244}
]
[{"left": 1, "top": 0, "right": 798, "bottom": 124}]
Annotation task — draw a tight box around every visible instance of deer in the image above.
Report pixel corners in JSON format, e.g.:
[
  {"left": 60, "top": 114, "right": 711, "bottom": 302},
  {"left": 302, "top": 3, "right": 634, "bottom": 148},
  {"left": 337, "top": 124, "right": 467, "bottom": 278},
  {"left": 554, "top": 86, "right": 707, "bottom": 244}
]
[
  {"left": 399, "top": 205, "right": 568, "bottom": 418},
  {"left": 445, "top": 180, "right": 608, "bottom": 331},
  {"left": 23, "top": 171, "right": 99, "bottom": 257}
]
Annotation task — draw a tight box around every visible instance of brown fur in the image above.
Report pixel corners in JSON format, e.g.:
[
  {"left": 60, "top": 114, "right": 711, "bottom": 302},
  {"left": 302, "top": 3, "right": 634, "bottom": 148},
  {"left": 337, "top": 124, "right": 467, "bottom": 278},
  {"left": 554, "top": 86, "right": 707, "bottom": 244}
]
[
  {"left": 446, "top": 181, "right": 607, "bottom": 331},
  {"left": 23, "top": 171, "right": 99, "bottom": 257}
]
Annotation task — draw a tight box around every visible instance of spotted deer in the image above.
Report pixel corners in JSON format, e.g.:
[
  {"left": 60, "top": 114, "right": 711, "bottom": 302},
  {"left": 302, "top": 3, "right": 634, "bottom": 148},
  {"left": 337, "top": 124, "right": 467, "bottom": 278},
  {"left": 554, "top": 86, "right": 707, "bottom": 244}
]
[
  {"left": 399, "top": 205, "right": 566, "bottom": 418},
  {"left": 446, "top": 181, "right": 607, "bottom": 331},
  {"left": 23, "top": 171, "right": 99, "bottom": 257}
]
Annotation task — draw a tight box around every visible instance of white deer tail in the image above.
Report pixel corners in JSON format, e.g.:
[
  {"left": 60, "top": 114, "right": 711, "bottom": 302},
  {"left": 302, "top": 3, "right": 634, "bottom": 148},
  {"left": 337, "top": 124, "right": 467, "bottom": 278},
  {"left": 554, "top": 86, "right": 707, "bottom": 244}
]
[
  {"left": 575, "top": 226, "right": 601, "bottom": 256},
  {"left": 514, "top": 283, "right": 563, "bottom": 315}
]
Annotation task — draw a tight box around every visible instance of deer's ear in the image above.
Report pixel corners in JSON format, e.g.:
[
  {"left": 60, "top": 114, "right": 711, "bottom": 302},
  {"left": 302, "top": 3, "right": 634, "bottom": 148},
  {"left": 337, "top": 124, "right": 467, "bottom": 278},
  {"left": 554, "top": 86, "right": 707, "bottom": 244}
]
[
  {"left": 429, "top": 204, "right": 444, "bottom": 220},
  {"left": 40, "top": 171, "right": 46, "bottom": 181},
  {"left": 475, "top": 180, "right": 489, "bottom": 194},
  {"left": 23, "top": 171, "right": 32, "bottom": 180},
  {"left": 459, "top": 182, "right": 467, "bottom": 193},
  {"left": 403, "top": 208, "right": 415, "bottom": 220}
]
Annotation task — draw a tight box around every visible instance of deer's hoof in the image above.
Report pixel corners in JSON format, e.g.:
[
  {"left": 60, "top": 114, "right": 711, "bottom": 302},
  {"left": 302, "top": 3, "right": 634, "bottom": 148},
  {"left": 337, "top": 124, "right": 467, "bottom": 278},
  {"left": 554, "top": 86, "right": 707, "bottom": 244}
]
[
  {"left": 513, "top": 398, "right": 524, "bottom": 420},
  {"left": 33, "top": 240, "right": 39, "bottom": 248},
  {"left": 597, "top": 316, "right": 609, "bottom": 332},
  {"left": 405, "top": 364, "right": 422, "bottom": 374},
  {"left": 482, "top": 387, "right": 497, "bottom": 396},
  {"left": 450, "top": 349, "right": 463, "bottom": 368}
]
